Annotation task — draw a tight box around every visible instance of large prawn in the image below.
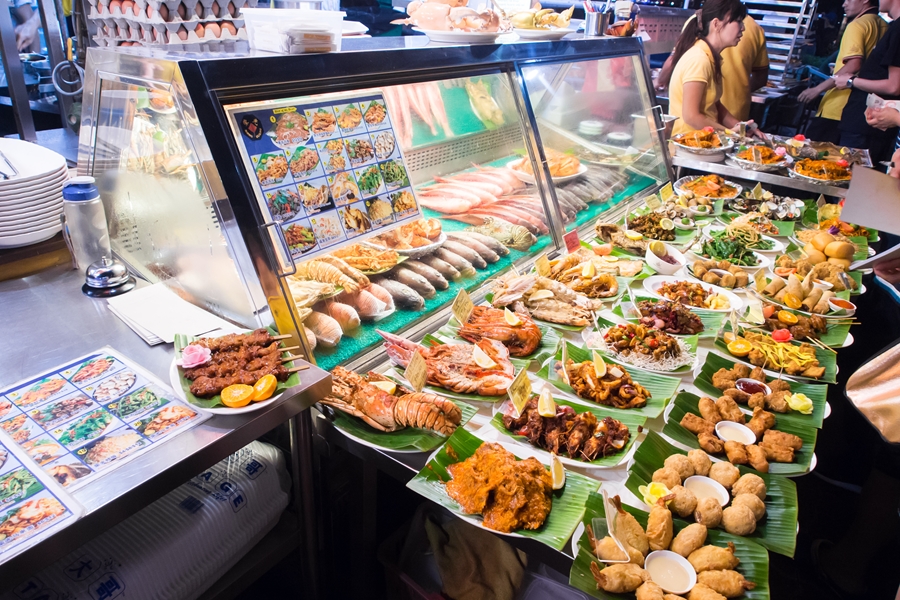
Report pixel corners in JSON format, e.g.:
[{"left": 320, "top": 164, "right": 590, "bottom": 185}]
[{"left": 457, "top": 305, "right": 542, "bottom": 357}]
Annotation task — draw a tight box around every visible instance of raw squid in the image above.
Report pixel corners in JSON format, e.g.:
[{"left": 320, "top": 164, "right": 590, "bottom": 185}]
[
  {"left": 401, "top": 260, "right": 449, "bottom": 290},
  {"left": 390, "top": 267, "right": 437, "bottom": 299}
]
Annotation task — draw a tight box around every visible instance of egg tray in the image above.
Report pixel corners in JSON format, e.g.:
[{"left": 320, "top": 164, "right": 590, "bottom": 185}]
[
  {"left": 93, "top": 32, "right": 250, "bottom": 51},
  {"left": 87, "top": 0, "right": 256, "bottom": 24},
  {"left": 95, "top": 16, "right": 246, "bottom": 40},
  {"left": 92, "top": 21, "right": 247, "bottom": 48}
]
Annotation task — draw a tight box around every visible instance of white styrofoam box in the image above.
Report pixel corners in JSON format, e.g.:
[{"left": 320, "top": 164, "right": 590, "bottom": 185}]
[
  {"left": 242, "top": 7, "right": 344, "bottom": 52},
  {"left": 1, "top": 441, "right": 290, "bottom": 600}
]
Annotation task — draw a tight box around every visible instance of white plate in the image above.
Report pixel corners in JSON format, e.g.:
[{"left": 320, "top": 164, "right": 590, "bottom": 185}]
[
  {"left": 513, "top": 27, "right": 571, "bottom": 40},
  {"left": 673, "top": 175, "right": 742, "bottom": 201},
  {"left": 168, "top": 359, "right": 282, "bottom": 415},
  {"left": 0, "top": 212, "right": 62, "bottom": 233},
  {"left": 689, "top": 247, "right": 771, "bottom": 274},
  {"left": 0, "top": 185, "right": 64, "bottom": 206},
  {"left": 670, "top": 136, "right": 735, "bottom": 156},
  {"left": 0, "top": 169, "right": 67, "bottom": 199},
  {"left": 506, "top": 159, "right": 587, "bottom": 184},
  {"left": 704, "top": 224, "right": 785, "bottom": 254},
  {"left": 0, "top": 192, "right": 63, "bottom": 214},
  {"left": 0, "top": 222, "right": 60, "bottom": 248},
  {"left": 0, "top": 139, "right": 67, "bottom": 185},
  {"left": 0, "top": 208, "right": 62, "bottom": 229},
  {"left": 642, "top": 274, "right": 743, "bottom": 313},
  {"left": 342, "top": 20, "right": 369, "bottom": 35},
  {"left": 412, "top": 27, "right": 503, "bottom": 44}
]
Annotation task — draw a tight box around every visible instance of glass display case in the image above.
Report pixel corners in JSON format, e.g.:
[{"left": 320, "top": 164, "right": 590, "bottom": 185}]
[{"left": 78, "top": 37, "right": 671, "bottom": 372}]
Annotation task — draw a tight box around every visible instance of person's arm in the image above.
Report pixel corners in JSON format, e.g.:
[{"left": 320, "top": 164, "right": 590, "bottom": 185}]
[
  {"left": 835, "top": 65, "right": 900, "bottom": 96},
  {"left": 716, "top": 102, "right": 741, "bottom": 129},
  {"left": 750, "top": 66, "right": 769, "bottom": 92},
  {"left": 656, "top": 54, "right": 675, "bottom": 91},
  {"left": 798, "top": 57, "right": 863, "bottom": 102},
  {"left": 681, "top": 80, "right": 724, "bottom": 130},
  {"left": 14, "top": 4, "right": 40, "bottom": 52},
  {"left": 865, "top": 106, "right": 900, "bottom": 130}
]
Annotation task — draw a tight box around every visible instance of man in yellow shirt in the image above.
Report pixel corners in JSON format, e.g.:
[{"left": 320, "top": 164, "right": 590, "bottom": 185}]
[
  {"left": 657, "top": 14, "right": 770, "bottom": 121},
  {"left": 799, "top": 0, "right": 887, "bottom": 143}
]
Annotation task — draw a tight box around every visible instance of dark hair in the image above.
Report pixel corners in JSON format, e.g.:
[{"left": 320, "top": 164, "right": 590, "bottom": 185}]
[{"left": 670, "top": 0, "right": 749, "bottom": 81}]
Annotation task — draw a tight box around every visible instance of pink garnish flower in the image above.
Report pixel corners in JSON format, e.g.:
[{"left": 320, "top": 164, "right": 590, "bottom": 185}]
[
  {"left": 837, "top": 159, "right": 849, "bottom": 167},
  {"left": 177, "top": 344, "right": 211, "bottom": 368},
  {"left": 774, "top": 147, "right": 786, "bottom": 156}
]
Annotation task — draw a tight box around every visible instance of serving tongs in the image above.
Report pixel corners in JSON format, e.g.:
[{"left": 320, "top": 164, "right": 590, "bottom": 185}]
[{"left": 0, "top": 150, "right": 19, "bottom": 180}]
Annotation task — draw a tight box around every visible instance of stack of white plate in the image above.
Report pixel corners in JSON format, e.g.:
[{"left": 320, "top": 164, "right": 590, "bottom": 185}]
[{"left": 0, "top": 138, "right": 68, "bottom": 249}]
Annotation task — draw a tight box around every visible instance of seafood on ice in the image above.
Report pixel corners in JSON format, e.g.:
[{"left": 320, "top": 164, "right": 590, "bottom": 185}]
[
  {"left": 293, "top": 257, "right": 368, "bottom": 294},
  {"left": 383, "top": 83, "right": 451, "bottom": 149},
  {"left": 465, "top": 217, "right": 537, "bottom": 251},
  {"left": 378, "top": 330, "right": 515, "bottom": 396},
  {"left": 368, "top": 218, "right": 443, "bottom": 250},
  {"left": 457, "top": 305, "right": 543, "bottom": 357},
  {"left": 490, "top": 273, "right": 600, "bottom": 327},
  {"left": 321, "top": 367, "right": 461, "bottom": 435},
  {"left": 393, "top": 0, "right": 509, "bottom": 33}
]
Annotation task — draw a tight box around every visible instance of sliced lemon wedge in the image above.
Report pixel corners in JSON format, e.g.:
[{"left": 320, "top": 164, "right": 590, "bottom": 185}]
[
  {"left": 602, "top": 255, "right": 619, "bottom": 262},
  {"left": 550, "top": 453, "right": 565, "bottom": 490},
  {"left": 624, "top": 230, "right": 644, "bottom": 241},
  {"left": 529, "top": 289, "right": 555, "bottom": 301},
  {"left": 649, "top": 240, "right": 667, "bottom": 258},
  {"left": 660, "top": 218, "right": 675, "bottom": 231},
  {"left": 538, "top": 386, "right": 556, "bottom": 417},
  {"left": 582, "top": 261, "right": 596, "bottom": 278},
  {"left": 370, "top": 380, "right": 397, "bottom": 394},
  {"left": 472, "top": 343, "right": 497, "bottom": 368},
  {"left": 504, "top": 308, "right": 523, "bottom": 326},
  {"left": 592, "top": 350, "right": 607, "bottom": 378}
]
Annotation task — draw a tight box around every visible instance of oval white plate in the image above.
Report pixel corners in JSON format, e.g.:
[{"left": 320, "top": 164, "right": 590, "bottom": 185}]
[
  {"left": 0, "top": 194, "right": 63, "bottom": 215},
  {"left": 674, "top": 175, "right": 742, "bottom": 201},
  {"left": 642, "top": 275, "right": 744, "bottom": 313},
  {"left": 412, "top": 27, "right": 502, "bottom": 44},
  {"left": 0, "top": 222, "right": 61, "bottom": 248},
  {"left": 0, "top": 170, "right": 66, "bottom": 200},
  {"left": 315, "top": 410, "right": 424, "bottom": 454},
  {"left": 513, "top": 27, "right": 571, "bottom": 40},
  {"left": 0, "top": 139, "right": 67, "bottom": 185},
  {"left": 168, "top": 359, "right": 282, "bottom": 415},
  {"left": 506, "top": 159, "right": 587, "bottom": 184},
  {"left": 689, "top": 247, "right": 771, "bottom": 274}
]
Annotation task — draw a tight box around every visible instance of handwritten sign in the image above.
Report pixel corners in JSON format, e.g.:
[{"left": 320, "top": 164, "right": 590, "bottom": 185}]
[
  {"left": 816, "top": 194, "right": 826, "bottom": 208},
  {"left": 660, "top": 182, "right": 674, "bottom": 203},
  {"left": 561, "top": 342, "right": 570, "bottom": 383},
  {"left": 754, "top": 269, "right": 767, "bottom": 293},
  {"left": 645, "top": 194, "right": 662, "bottom": 210},
  {"left": 535, "top": 253, "right": 551, "bottom": 277},
  {"left": 405, "top": 350, "right": 428, "bottom": 393},
  {"left": 751, "top": 183, "right": 765, "bottom": 200},
  {"left": 451, "top": 289, "right": 474, "bottom": 324},
  {"left": 508, "top": 368, "right": 532, "bottom": 416},
  {"left": 564, "top": 229, "right": 581, "bottom": 253}
]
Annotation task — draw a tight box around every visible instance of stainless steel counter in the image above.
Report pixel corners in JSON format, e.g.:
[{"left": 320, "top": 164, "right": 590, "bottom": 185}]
[{"left": 0, "top": 265, "right": 332, "bottom": 593}]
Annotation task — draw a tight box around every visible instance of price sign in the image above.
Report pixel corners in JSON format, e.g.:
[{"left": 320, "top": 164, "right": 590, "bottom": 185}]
[
  {"left": 660, "top": 182, "right": 675, "bottom": 203},
  {"left": 645, "top": 194, "right": 662, "bottom": 210},
  {"left": 535, "top": 253, "right": 551, "bottom": 277},
  {"left": 560, "top": 342, "right": 570, "bottom": 383},
  {"left": 730, "top": 310, "right": 739, "bottom": 337},
  {"left": 405, "top": 350, "right": 428, "bottom": 393},
  {"left": 508, "top": 368, "right": 532, "bottom": 416},
  {"left": 754, "top": 269, "right": 767, "bottom": 293},
  {"left": 751, "top": 183, "right": 765, "bottom": 200},
  {"left": 564, "top": 229, "right": 581, "bottom": 253},
  {"left": 816, "top": 194, "right": 827, "bottom": 208},
  {"left": 451, "top": 289, "right": 474, "bottom": 324},
  {"left": 600, "top": 489, "right": 631, "bottom": 564}
]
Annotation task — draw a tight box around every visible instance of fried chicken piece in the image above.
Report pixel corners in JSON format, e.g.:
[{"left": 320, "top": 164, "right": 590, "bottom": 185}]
[
  {"left": 724, "top": 441, "right": 749, "bottom": 465},
  {"left": 802, "top": 364, "right": 826, "bottom": 379},
  {"left": 715, "top": 396, "right": 745, "bottom": 424},
  {"left": 711, "top": 368, "right": 738, "bottom": 391},
  {"left": 733, "top": 364, "right": 751, "bottom": 378},
  {"left": 749, "top": 367, "right": 767, "bottom": 382},
  {"left": 745, "top": 444, "right": 769, "bottom": 472},
  {"left": 746, "top": 407, "right": 776, "bottom": 440},
  {"left": 768, "top": 379, "right": 791, "bottom": 393},
  {"left": 748, "top": 392, "right": 766, "bottom": 410},
  {"left": 698, "top": 397, "right": 723, "bottom": 424},
  {"left": 763, "top": 429, "right": 803, "bottom": 450},
  {"left": 698, "top": 432, "right": 725, "bottom": 454},
  {"left": 688, "top": 542, "right": 740, "bottom": 572},
  {"left": 765, "top": 390, "right": 789, "bottom": 413},
  {"left": 759, "top": 441, "right": 794, "bottom": 462},
  {"left": 747, "top": 349, "right": 766, "bottom": 367},
  {"left": 681, "top": 413, "right": 715, "bottom": 435},
  {"left": 723, "top": 388, "right": 749, "bottom": 404}
]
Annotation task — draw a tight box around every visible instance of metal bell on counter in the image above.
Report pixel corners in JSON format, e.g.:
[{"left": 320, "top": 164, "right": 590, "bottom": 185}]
[{"left": 82, "top": 255, "right": 136, "bottom": 298}]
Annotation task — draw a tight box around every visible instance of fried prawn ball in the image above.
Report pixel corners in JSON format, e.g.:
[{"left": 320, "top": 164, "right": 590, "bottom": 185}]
[
  {"left": 636, "top": 581, "right": 666, "bottom": 600},
  {"left": 668, "top": 485, "right": 698, "bottom": 518},
  {"left": 731, "top": 493, "right": 766, "bottom": 521},
  {"left": 688, "top": 449, "right": 712, "bottom": 476},
  {"left": 647, "top": 496, "right": 674, "bottom": 551},
  {"left": 694, "top": 496, "right": 724, "bottom": 528},
  {"left": 722, "top": 504, "right": 757, "bottom": 536},
  {"left": 687, "top": 583, "right": 727, "bottom": 600},
  {"left": 697, "top": 570, "right": 757, "bottom": 598},
  {"left": 708, "top": 461, "right": 741, "bottom": 490},
  {"left": 594, "top": 535, "right": 645, "bottom": 566},
  {"left": 688, "top": 542, "right": 740, "bottom": 572},
  {"left": 732, "top": 473, "right": 767, "bottom": 500},
  {"left": 665, "top": 454, "right": 695, "bottom": 481},
  {"left": 652, "top": 466, "right": 683, "bottom": 489},
  {"left": 745, "top": 444, "right": 769, "bottom": 473},
  {"left": 590, "top": 562, "right": 650, "bottom": 593},
  {"left": 669, "top": 522, "right": 708, "bottom": 557}
]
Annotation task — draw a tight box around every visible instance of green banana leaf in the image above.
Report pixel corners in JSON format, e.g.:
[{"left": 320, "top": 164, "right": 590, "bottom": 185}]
[
  {"left": 535, "top": 340, "right": 680, "bottom": 419},
  {"left": 742, "top": 304, "right": 851, "bottom": 348},
  {"left": 173, "top": 327, "right": 300, "bottom": 409},
  {"left": 624, "top": 431, "right": 798, "bottom": 557},
  {"left": 435, "top": 314, "right": 561, "bottom": 366},
  {"left": 569, "top": 491, "right": 771, "bottom": 599},
  {"left": 587, "top": 314, "right": 700, "bottom": 375},
  {"left": 694, "top": 352, "right": 828, "bottom": 429},
  {"left": 406, "top": 427, "right": 599, "bottom": 550},
  {"left": 612, "top": 293, "right": 725, "bottom": 340},
  {"left": 489, "top": 395, "right": 646, "bottom": 468},
  {"left": 718, "top": 211, "right": 795, "bottom": 237},
  {"left": 662, "top": 391, "right": 818, "bottom": 475},
  {"left": 714, "top": 325, "right": 838, "bottom": 384}
]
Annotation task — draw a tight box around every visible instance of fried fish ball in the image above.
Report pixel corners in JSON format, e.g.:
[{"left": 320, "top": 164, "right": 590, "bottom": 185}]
[
  {"left": 715, "top": 396, "right": 745, "bottom": 424},
  {"left": 724, "top": 441, "right": 749, "bottom": 465},
  {"left": 681, "top": 413, "right": 716, "bottom": 435},
  {"left": 687, "top": 584, "right": 727, "bottom": 600},
  {"left": 732, "top": 473, "right": 767, "bottom": 500},
  {"left": 613, "top": 496, "right": 650, "bottom": 556},
  {"left": 636, "top": 581, "right": 666, "bottom": 600},
  {"left": 731, "top": 492, "right": 766, "bottom": 521},
  {"left": 746, "top": 407, "right": 776, "bottom": 440},
  {"left": 688, "top": 542, "right": 740, "bottom": 572},
  {"left": 723, "top": 388, "right": 750, "bottom": 404},
  {"left": 592, "top": 534, "right": 645, "bottom": 566},
  {"left": 749, "top": 367, "right": 766, "bottom": 382},
  {"left": 647, "top": 497, "right": 674, "bottom": 551},
  {"left": 768, "top": 379, "right": 791, "bottom": 393},
  {"left": 709, "top": 461, "right": 740, "bottom": 490},
  {"left": 698, "top": 432, "right": 725, "bottom": 454},
  {"left": 665, "top": 454, "right": 696, "bottom": 481},
  {"left": 653, "top": 466, "right": 683, "bottom": 489},
  {"left": 590, "top": 562, "right": 650, "bottom": 593},
  {"left": 765, "top": 390, "right": 789, "bottom": 413},
  {"left": 688, "top": 449, "right": 712, "bottom": 476},
  {"left": 745, "top": 444, "right": 769, "bottom": 473},
  {"left": 762, "top": 429, "right": 803, "bottom": 450},
  {"left": 747, "top": 392, "right": 766, "bottom": 410},
  {"left": 694, "top": 497, "right": 723, "bottom": 528},
  {"left": 711, "top": 368, "right": 738, "bottom": 391},
  {"left": 698, "top": 397, "right": 723, "bottom": 423},
  {"left": 733, "top": 364, "right": 751, "bottom": 378},
  {"left": 669, "top": 522, "right": 708, "bottom": 557},
  {"left": 722, "top": 504, "right": 756, "bottom": 536},
  {"left": 669, "top": 485, "right": 698, "bottom": 518},
  {"left": 760, "top": 441, "right": 795, "bottom": 462},
  {"left": 697, "top": 570, "right": 757, "bottom": 598}
]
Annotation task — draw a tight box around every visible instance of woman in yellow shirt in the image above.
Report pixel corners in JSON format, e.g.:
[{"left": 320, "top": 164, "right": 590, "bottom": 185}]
[
  {"left": 668, "top": 0, "right": 750, "bottom": 135},
  {"left": 798, "top": 0, "right": 887, "bottom": 143}
]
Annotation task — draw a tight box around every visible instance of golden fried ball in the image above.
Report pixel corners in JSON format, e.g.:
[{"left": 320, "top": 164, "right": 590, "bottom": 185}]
[
  {"left": 722, "top": 504, "right": 757, "bottom": 536},
  {"left": 708, "top": 462, "right": 741, "bottom": 491},
  {"left": 731, "top": 493, "right": 766, "bottom": 521},
  {"left": 665, "top": 454, "right": 695, "bottom": 481},
  {"left": 732, "top": 473, "right": 767, "bottom": 501},
  {"left": 652, "top": 466, "right": 682, "bottom": 489},
  {"left": 688, "top": 449, "right": 712, "bottom": 477}
]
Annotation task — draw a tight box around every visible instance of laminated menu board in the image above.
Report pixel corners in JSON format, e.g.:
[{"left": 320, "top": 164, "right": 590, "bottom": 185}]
[
  {"left": 0, "top": 348, "right": 210, "bottom": 491},
  {"left": 226, "top": 92, "right": 422, "bottom": 263},
  {"left": 0, "top": 434, "right": 82, "bottom": 563}
]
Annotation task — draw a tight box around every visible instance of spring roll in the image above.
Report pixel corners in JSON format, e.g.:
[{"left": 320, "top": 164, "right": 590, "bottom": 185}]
[
  {"left": 814, "top": 290, "right": 836, "bottom": 314},
  {"left": 785, "top": 273, "right": 803, "bottom": 299},
  {"left": 763, "top": 276, "right": 786, "bottom": 296},
  {"left": 801, "top": 287, "right": 824, "bottom": 312},
  {"left": 774, "top": 287, "right": 789, "bottom": 303}
]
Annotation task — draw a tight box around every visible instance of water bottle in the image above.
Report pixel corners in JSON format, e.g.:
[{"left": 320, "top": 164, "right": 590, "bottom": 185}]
[{"left": 62, "top": 176, "right": 112, "bottom": 272}]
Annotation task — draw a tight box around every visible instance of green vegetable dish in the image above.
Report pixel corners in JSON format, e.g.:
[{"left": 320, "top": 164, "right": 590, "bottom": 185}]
[
  {"left": 0, "top": 469, "right": 41, "bottom": 507},
  {"left": 380, "top": 160, "right": 409, "bottom": 188},
  {"left": 57, "top": 411, "right": 113, "bottom": 446},
  {"left": 111, "top": 388, "right": 164, "bottom": 420},
  {"left": 701, "top": 231, "right": 760, "bottom": 266},
  {"left": 357, "top": 166, "right": 382, "bottom": 195}
]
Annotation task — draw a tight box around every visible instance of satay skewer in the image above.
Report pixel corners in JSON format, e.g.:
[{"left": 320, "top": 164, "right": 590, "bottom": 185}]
[{"left": 288, "top": 365, "right": 310, "bottom": 373}]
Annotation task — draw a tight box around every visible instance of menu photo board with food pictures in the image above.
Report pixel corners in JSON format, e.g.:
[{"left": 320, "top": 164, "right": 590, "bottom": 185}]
[
  {"left": 228, "top": 92, "right": 422, "bottom": 263},
  {"left": 0, "top": 349, "right": 210, "bottom": 492},
  {"left": 0, "top": 432, "right": 83, "bottom": 562}
]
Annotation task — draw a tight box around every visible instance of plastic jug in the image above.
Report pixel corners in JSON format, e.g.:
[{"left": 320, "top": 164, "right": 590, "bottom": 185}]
[{"left": 62, "top": 176, "right": 112, "bottom": 272}]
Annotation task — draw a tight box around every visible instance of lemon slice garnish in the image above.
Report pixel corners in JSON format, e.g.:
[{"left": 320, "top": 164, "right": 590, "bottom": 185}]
[
  {"left": 504, "top": 308, "right": 522, "bottom": 326},
  {"left": 592, "top": 350, "right": 607, "bottom": 378},
  {"left": 582, "top": 261, "right": 596, "bottom": 278},
  {"left": 472, "top": 343, "right": 497, "bottom": 368},
  {"left": 624, "top": 230, "right": 644, "bottom": 241},
  {"left": 550, "top": 453, "right": 566, "bottom": 490},
  {"left": 370, "top": 380, "right": 397, "bottom": 394},
  {"left": 529, "top": 289, "right": 555, "bottom": 301},
  {"left": 538, "top": 386, "right": 556, "bottom": 417},
  {"left": 649, "top": 240, "right": 667, "bottom": 258},
  {"left": 602, "top": 255, "right": 619, "bottom": 262},
  {"left": 660, "top": 218, "right": 675, "bottom": 231}
]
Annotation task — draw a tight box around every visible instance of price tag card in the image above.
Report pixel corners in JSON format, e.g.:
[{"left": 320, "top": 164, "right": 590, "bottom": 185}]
[
  {"left": 645, "top": 194, "right": 662, "bottom": 210},
  {"left": 729, "top": 310, "right": 739, "bottom": 336},
  {"left": 600, "top": 489, "right": 630, "bottom": 564},
  {"left": 754, "top": 269, "right": 768, "bottom": 293},
  {"left": 746, "top": 299, "right": 765, "bottom": 325},
  {"left": 405, "top": 350, "right": 428, "bottom": 393},
  {"left": 564, "top": 229, "right": 581, "bottom": 254},
  {"left": 535, "top": 253, "right": 551, "bottom": 277},
  {"left": 816, "top": 194, "right": 827, "bottom": 208},
  {"left": 508, "top": 368, "right": 532, "bottom": 416},
  {"left": 560, "top": 342, "right": 570, "bottom": 383},
  {"left": 751, "top": 183, "right": 765, "bottom": 200},
  {"left": 659, "top": 182, "right": 674, "bottom": 203},
  {"left": 451, "top": 289, "right": 474, "bottom": 324}
]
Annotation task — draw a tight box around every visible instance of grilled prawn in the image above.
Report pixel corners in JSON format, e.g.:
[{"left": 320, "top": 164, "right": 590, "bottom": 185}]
[{"left": 457, "top": 305, "right": 542, "bottom": 357}]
